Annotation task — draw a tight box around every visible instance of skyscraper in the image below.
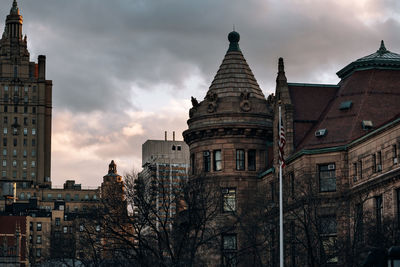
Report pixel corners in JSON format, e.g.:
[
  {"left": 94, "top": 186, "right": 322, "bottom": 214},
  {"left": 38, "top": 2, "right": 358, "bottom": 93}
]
[{"left": 0, "top": 0, "right": 52, "bottom": 192}]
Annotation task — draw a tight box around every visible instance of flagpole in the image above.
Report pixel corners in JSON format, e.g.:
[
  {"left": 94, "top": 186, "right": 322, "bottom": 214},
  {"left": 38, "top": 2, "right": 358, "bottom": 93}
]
[{"left": 279, "top": 103, "right": 284, "bottom": 267}]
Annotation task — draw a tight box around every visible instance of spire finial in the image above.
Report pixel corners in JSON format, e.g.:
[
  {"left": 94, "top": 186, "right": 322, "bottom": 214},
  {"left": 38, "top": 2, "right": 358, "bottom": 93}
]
[
  {"left": 10, "top": 0, "right": 19, "bottom": 15},
  {"left": 377, "top": 40, "right": 388, "bottom": 55},
  {"left": 278, "top": 57, "right": 285, "bottom": 73},
  {"left": 227, "top": 30, "right": 241, "bottom": 52},
  {"left": 108, "top": 160, "right": 117, "bottom": 174},
  {"left": 276, "top": 57, "right": 287, "bottom": 84}
]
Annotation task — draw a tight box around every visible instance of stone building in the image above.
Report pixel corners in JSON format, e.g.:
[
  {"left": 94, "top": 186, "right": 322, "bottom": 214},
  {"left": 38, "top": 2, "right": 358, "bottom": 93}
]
[
  {"left": 262, "top": 41, "right": 400, "bottom": 266},
  {"left": 0, "top": 0, "right": 52, "bottom": 192},
  {"left": 183, "top": 31, "right": 274, "bottom": 266}
]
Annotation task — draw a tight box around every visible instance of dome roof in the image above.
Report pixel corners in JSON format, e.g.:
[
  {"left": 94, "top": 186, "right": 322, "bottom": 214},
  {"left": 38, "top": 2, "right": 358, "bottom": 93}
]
[{"left": 337, "top": 40, "right": 400, "bottom": 78}]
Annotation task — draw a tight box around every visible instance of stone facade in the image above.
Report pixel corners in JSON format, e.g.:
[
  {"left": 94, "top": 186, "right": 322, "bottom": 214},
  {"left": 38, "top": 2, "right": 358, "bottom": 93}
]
[
  {"left": 0, "top": 0, "right": 52, "bottom": 192},
  {"left": 183, "top": 31, "right": 273, "bottom": 266},
  {"left": 261, "top": 41, "right": 400, "bottom": 266}
]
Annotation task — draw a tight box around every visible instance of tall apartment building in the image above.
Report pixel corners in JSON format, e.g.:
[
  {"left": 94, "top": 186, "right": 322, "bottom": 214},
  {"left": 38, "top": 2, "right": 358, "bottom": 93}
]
[
  {"left": 0, "top": 0, "right": 52, "bottom": 192},
  {"left": 140, "top": 133, "right": 190, "bottom": 222}
]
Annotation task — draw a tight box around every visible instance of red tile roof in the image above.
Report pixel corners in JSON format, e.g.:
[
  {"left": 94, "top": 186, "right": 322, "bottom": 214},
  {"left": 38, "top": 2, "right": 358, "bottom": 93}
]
[{"left": 293, "top": 69, "right": 400, "bottom": 150}]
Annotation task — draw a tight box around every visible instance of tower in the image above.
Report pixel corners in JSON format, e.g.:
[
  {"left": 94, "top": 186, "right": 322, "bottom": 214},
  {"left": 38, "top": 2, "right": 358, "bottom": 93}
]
[
  {"left": 101, "top": 160, "right": 126, "bottom": 217},
  {"left": 183, "top": 31, "right": 273, "bottom": 266},
  {"left": 0, "top": 0, "right": 52, "bottom": 191}
]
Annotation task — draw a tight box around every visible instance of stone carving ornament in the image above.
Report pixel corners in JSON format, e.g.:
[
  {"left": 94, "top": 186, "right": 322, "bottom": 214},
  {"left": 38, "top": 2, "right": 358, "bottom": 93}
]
[{"left": 240, "top": 91, "right": 251, "bottom": 112}]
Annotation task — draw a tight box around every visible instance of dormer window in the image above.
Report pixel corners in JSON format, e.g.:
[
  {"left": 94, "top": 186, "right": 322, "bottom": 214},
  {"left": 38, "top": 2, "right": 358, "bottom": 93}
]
[
  {"left": 362, "top": 120, "right": 373, "bottom": 130},
  {"left": 339, "top": 101, "right": 352, "bottom": 110},
  {"left": 315, "top": 129, "right": 327, "bottom": 137}
]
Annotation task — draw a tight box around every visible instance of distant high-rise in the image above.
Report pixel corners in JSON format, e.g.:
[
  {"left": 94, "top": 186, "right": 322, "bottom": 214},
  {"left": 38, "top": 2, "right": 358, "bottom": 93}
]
[{"left": 0, "top": 0, "right": 52, "bottom": 190}]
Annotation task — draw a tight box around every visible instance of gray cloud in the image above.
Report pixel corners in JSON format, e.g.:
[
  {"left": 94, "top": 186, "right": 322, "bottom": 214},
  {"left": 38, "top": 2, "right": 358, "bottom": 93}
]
[{"left": 1, "top": 0, "right": 399, "bottom": 184}]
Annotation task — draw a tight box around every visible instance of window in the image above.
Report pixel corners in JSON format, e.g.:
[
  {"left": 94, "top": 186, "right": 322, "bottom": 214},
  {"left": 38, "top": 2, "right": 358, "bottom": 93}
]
[
  {"left": 177, "top": 145, "right": 181, "bottom": 151},
  {"left": 23, "top": 128, "right": 27, "bottom": 135},
  {"left": 355, "top": 204, "right": 363, "bottom": 243},
  {"left": 31, "top": 172, "right": 35, "bottom": 178},
  {"left": 74, "top": 194, "right": 79, "bottom": 201},
  {"left": 13, "top": 139, "right": 17, "bottom": 146},
  {"left": 36, "top": 248, "right": 41, "bottom": 257},
  {"left": 14, "top": 106, "right": 17, "bottom": 113},
  {"left": 319, "top": 164, "right": 336, "bottom": 192},
  {"left": 32, "top": 118, "right": 36, "bottom": 125},
  {"left": 289, "top": 172, "right": 295, "bottom": 196},
  {"left": 96, "top": 225, "right": 101, "bottom": 232},
  {"left": 58, "top": 193, "right": 62, "bottom": 199},
  {"left": 32, "top": 128, "right": 36, "bottom": 135},
  {"left": 222, "top": 188, "right": 236, "bottom": 212},
  {"left": 214, "top": 150, "right": 222, "bottom": 171},
  {"left": 203, "top": 151, "right": 211, "bottom": 172},
  {"left": 85, "top": 194, "right": 89, "bottom": 200},
  {"left": 55, "top": 217, "right": 60, "bottom": 226},
  {"left": 22, "top": 171, "right": 26, "bottom": 179},
  {"left": 37, "top": 222, "right": 42, "bottom": 231},
  {"left": 3, "top": 116, "right": 7, "bottom": 123},
  {"left": 359, "top": 160, "right": 363, "bottom": 179},
  {"left": 63, "top": 226, "right": 68, "bottom": 234},
  {"left": 36, "top": 235, "right": 42, "bottom": 244},
  {"left": 12, "top": 160, "right": 17, "bottom": 167},
  {"left": 2, "top": 171, "right": 5, "bottom": 177},
  {"left": 2, "top": 149, "right": 6, "bottom": 156},
  {"left": 66, "top": 193, "right": 71, "bottom": 201},
  {"left": 290, "top": 221, "right": 296, "bottom": 267},
  {"left": 376, "top": 195, "right": 383, "bottom": 232},
  {"left": 320, "top": 216, "right": 338, "bottom": 263},
  {"left": 23, "top": 149, "right": 27, "bottom": 157},
  {"left": 47, "top": 193, "right": 52, "bottom": 200},
  {"left": 353, "top": 162, "right": 357, "bottom": 182},
  {"left": 394, "top": 145, "right": 398, "bottom": 164},
  {"left": 3, "top": 138, "right": 6, "bottom": 146},
  {"left": 20, "top": 192, "right": 25, "bottom": 200},
  {"left": 172, "top": 145, "right": 176, "bottom": 150},
  {"left": 248, "top": 149, "right": 256, "bottom": 171},
  {"left": 222, "top": 234, "right": 237, "bottom": 267},
  {"left": 397, "top": 189, "right": 400, "bottom": 229},
  {"left": 2, "top": 160, "right": 6, "bottom": 167},
  {"left": 24, "top": 96, "right": 28, "bottom": 103},
  {"left": 32, "top": 107, "right": 36, "bottom": 114},
  {"left": 190, "top": 154, "right": 195, "bottom": 175},
  {"left": 31, "top": 161, "right": 36, "bottom": 167},
  {"left": 13, "top": 149, "right": 16, "bottom": 156},
  {"left": 372, "top": 154, "right": 377, "bottom": 173},
  {"left": 32, "top": 139, "right": 35, "bottom": 146},
  {"left": 12, "top": 171, "right": 16, "bottom": 178},
  {"left": 79, "top": 225, "right": 84, "bottom": 232},
  {"left": 236, "top": 149, "right": 245, "bottom": 170},
  {"left": 377, "top": 151, "right": 382, "bottom": 171},
  {"left": 23, "top": 106, "right": 27, "bottom": 113},
  {"left": 31, "top": 150, "right": 36, "bottom": 157},
  {"left": 24, "top": 86, "right": 28, "bottom": 93},
  {"left": 3, "top": 128, "right": 7, "bottom": 134}
]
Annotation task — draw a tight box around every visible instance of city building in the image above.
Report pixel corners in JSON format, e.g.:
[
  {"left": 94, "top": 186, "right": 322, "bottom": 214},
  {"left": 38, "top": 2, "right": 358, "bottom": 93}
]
[
  {"left": 261, "top": 41, "right": 400, "bottom": 266},
  {"left": 139, "top": 132, "right": 190, "bottom": 224},
  {"left": 0, "top": 0, "right": 52, "bottom": 192},
  {"left": 183, "top": 31, "right": 274, "bottom": 266}
]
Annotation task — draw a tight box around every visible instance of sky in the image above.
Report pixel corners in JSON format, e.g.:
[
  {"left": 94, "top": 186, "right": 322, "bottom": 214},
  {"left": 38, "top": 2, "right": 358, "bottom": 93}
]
[{"left": 1, "top": 0, "right": 399, "bottom": 187}]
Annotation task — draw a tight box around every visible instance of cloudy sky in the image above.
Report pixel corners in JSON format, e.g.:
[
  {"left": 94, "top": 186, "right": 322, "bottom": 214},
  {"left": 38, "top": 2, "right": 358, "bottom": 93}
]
[{"left": 1, "top": 0, "right": 399, "bottom": 187}]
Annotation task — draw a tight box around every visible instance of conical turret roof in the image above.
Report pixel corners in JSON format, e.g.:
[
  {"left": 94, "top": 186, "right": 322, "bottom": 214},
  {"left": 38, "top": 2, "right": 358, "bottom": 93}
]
[{"left": 206, "top": 31, "right": 265, "bottom": 100}]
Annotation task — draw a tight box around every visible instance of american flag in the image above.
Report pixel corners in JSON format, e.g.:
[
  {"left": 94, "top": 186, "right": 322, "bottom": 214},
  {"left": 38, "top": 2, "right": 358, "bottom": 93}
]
[{"left": 278, "top": 116, "right": 286, "bottom": 168}]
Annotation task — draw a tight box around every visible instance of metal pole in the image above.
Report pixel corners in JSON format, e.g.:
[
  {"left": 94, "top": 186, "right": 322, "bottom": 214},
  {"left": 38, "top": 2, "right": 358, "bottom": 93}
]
[{"left": 279, "top": 104, "right": 284, "bottom": 267}]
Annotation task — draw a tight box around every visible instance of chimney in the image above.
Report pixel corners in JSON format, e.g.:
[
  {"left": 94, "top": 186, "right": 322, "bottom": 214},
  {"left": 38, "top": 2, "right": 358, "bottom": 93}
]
[
  {"left": 38, "top": 55, "right": 46, "bottom": 80},
  {"left": 173, "top": 131, "right": 175, "bottom": 141},
  {"left": 165, "top": 131, "right": 167, "bottom": 141}
]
